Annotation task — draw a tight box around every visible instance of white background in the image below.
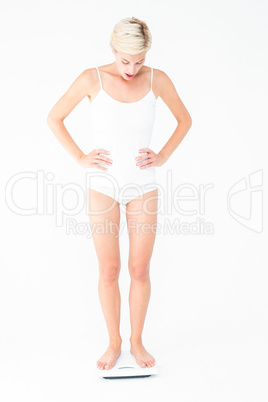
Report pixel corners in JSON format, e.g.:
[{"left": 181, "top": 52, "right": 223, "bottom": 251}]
[{"left": 1, "top": 0, "right": 267, "bottom": 400}]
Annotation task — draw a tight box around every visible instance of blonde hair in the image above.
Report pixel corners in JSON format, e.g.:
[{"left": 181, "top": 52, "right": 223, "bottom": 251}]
[{"left": 110, "top": 17, "right": 152, "bottom": 55}]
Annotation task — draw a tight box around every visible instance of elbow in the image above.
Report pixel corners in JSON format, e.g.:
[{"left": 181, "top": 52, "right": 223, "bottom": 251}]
[
  {"left": 47, "top": 113, "right": 63, "bottom": 128},
  {"left": 185, "top": 112, "right": 192, "bottom": 129},
  {"left": 186, "top": 110, "right": 192, "bottom": 127},
  {"left": 47, "top": 113, "right": 53, "bottom": 127},
  {"left": 188, "top": 116, "right": 192, "bottom": 128},
  {"left": 177, "top": 114, "right": 192, "bottom": 129}
]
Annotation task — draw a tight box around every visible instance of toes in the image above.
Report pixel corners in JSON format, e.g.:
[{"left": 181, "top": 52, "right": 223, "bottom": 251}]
[
  {"left": 97, "top": 362, "right": 105, "bottom": 370},
  {"left": 105, "top": 360, "right": 116, "bottom": 370},
  {"left": 97, "top": 358, "right": 117, "bottom": 370},
  {"left": 136, "top": 357, "right": 155, "bottom": 368},
  {"left": 145, "top": 359, "right": 155, "bottom": 367}
]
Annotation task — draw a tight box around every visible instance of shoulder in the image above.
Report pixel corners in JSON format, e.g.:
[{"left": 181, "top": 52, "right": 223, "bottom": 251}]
[
  {"left": 76, "top": 67, "right": 98, "bottom": 86},
  {"left": 152, "top": 68, "right": 192, "bottom": 124},
  {"left": 72, "top": 68, "right": 100, "bottom": 99},
  {"left": 152, "top": 68, "right": 175, "bottom": 99}
]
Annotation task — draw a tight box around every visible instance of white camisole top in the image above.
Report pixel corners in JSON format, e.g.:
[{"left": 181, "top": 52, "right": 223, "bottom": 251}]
[{"left": 88, "top": 66, "right": 157, "bottom": 190}]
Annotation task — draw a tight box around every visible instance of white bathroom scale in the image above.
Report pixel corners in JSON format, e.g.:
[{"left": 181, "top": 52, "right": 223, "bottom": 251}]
[{"left": 96, "top": 350, "right": 158, "bottom": 379}]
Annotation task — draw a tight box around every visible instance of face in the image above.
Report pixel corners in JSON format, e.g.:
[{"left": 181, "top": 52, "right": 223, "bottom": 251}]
[{"left": 112, "top": 49, "right": 147, "bottom": 80}]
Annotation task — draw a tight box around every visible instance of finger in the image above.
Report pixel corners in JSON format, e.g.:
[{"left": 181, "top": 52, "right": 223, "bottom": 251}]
[
  {"left": 94, "top": 163, "right": 108, "bottom": 171},
  {"left": 95, "top": 155, "right": 113, "bottom": 164},
  {"left": 136, "top": 154, "right": 152, "bottom": 161},
  {"left": 140, "top": 154, "right": 152, "bottom": 162},
  {"left": 140, "top": 161, "right": 154, "bottom": 168},
  {"left": 96, "top": 149, "right": 111, "bottom": 155},
  {"left": 140, "top": 164, "right": 153, "bottom": 169},
  {"left": 139, "top": 148, "right": 150, "bottom": 153},
  {"left": 136, "top": 148, "right": 151, "bottom": 160}
]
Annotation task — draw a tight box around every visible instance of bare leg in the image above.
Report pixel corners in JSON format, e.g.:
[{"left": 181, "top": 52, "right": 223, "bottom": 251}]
[
  {"left": 88, "top": 189, "right": 122, "bottom": 370},
  {"left": 125, "top": 189, "right": 158, "bottom": 368}
]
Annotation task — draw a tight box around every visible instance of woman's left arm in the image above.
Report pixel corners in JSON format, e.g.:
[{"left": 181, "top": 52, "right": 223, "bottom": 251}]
[
  {"left": 155, "top": 69, "right": 192, "bottom": 165},
  {"left": 136, "top": 69, "right": 192, "bottom": 169}
]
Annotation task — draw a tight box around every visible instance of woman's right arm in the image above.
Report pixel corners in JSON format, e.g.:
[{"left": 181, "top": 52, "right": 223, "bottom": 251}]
[
  {"left": 47, "top": 69, "right": 92, "bottom": 163},
  {"left": 47, "top": 69, "right": 113, "bottom": 170}
]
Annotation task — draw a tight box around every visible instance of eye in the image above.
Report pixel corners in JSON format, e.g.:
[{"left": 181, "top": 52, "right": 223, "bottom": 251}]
[{"left": 121, "top": 61, "right": 143, "bottom": 65}]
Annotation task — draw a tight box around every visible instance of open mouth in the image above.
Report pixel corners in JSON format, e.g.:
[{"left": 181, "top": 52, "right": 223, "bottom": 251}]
[{"left": 125, "top": 73, "right": 134, "bottom": 78}]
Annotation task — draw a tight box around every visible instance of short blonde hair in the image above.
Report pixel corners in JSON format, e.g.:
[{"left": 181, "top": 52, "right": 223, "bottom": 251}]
[{"left": 110, "top": 17, "right": 152, "bottom": 55}]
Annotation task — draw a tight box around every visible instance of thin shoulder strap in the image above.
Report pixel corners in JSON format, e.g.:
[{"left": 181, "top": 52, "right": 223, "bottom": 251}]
[
  {"left": 151, "top": 67, "right": 153, "bottom": 90},
  {"left": 96, "top": 67, "right": 102, "bottom": 90}
]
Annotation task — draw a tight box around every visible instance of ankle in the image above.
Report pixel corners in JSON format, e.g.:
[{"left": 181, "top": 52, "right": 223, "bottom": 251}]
[
  {"left": 130, "top": 336, "right": 142, "bottom": 346},
  {"left": 109, "top": 336, "right": 122, "bottom": 346}
]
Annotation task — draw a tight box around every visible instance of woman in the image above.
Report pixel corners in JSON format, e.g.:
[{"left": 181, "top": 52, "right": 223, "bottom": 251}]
[{"left": 47, "top": 16, "right": 192, "bottom": 371}]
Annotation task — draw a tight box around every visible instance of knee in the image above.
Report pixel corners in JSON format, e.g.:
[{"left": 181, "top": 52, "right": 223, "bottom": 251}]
[
  {"left": 99, "top": 261, "right": 121, "bottom": 282},
  {"left": 129, "top": 261, "right": 150, "bottom": 282}
]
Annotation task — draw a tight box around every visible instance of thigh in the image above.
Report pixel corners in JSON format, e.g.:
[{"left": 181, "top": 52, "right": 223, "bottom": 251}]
[
  {"left": 87, "top": 188, "right": 121, "bottom": 266},
  {"left": 126, "top": 189, "right": 159, "bottom": 267}
]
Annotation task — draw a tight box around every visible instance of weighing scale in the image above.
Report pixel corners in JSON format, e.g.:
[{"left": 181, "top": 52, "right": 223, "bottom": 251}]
[{"left": 96, "top": 350, "right": 158, "bottom": 379}]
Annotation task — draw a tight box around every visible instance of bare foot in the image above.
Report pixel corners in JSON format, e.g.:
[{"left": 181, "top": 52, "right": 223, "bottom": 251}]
[
  {"left": 130, "top": 341, "right": 155, "bottom": 368},
  {"left": 96, "top": 342, "right": 122, "bottom": 370}
]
